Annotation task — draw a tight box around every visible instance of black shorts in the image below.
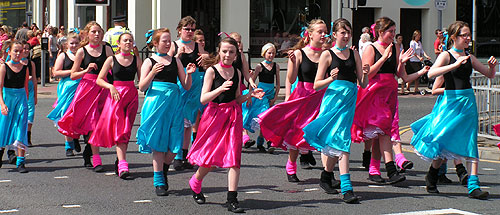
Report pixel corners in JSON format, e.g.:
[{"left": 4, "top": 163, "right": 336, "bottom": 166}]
[{"left": 406, "top": 61, "right": 422, "bottom": 75}]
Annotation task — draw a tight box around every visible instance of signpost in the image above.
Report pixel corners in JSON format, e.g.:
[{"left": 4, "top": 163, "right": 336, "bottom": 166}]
[{"left": 435, "top": 0, "right": 447, "bottom": 31}]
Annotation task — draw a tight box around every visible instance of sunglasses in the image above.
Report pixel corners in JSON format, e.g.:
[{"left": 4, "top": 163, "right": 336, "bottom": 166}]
[{"left": 183, "top": 27, "right": 196, "bottom": 32}]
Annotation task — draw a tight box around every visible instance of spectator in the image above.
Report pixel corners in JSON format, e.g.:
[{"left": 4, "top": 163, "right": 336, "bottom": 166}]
[
  {"left": 0, "top": 26, "right": 8, "bottom": 51},
  {"left": 395, "top": 34, "right": 408, "bottom": 94},
  {"left": 31, "top": 23, "right": 39, "bottom": 32},
  {"left": 406, "top": 30, "right": 431, "bottom": 94},
  {"left": 57, "top": 26, "right": 67, "bottom": 53},
  {"left": 279, "top": 32, "right": 293, "bottom": 56},
  {"left": 15, "top": 21, "right": 29, "bottom": 41},
  {"left": 358, "top": 26, "right": 370, "bottom": 47},
  {"left": 48, "top": 27, "right": 59, "bottom": 82},
  {"left": 27, "top": 30, "right": 39, "bottom": 47},
  {"left": 434, "top": 29, "right": 444, "bottom": 57},
  {"left": 358, "top": 32, "right": 371, "bottom": 58}
]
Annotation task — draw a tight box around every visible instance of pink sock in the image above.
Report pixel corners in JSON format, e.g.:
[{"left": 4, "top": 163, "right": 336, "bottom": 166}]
[
  {"left": 286, "top": 160, "right": 297, "bottom": 175},
  {"left": 368, "top": 158, "right": 381, "bottom": 175},
  {"left": 118, "top": 160, "right": 129, "bottom": 174},
  {"left": 243, "top": 134, "right": 250, "bottom": 144},
  {"left": 395, "top": 153, "right": 408, "bottom": 169},
  {"left": 189, "top": 174, "right": 203, "bottom": 194},
  {"left": 92, "top": 154, "right": 102, "bottom": 168}
]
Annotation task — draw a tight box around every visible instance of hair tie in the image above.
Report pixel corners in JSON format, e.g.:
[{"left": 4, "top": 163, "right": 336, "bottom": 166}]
[
  {"left": 300, "top": 26, "right": 308, "bottom": 38},
  {"left": 5, "top": 55, "right": 10, "bottom": 62},
  {"left": 5, "top": 47, "right": 9, "bottom": 53},
  {"left": 145, "top": 29, "right": 154, "bottom": 44},
  {"left": 370, "top": 23, "right": 376, "bottom": 38},
  {"left": 324, "top": 21, "right": 333, "bottom": 38},
  {"left": 70, "top": 28, "right": 80, "bottom": 34},
  {"left": 218, "top": 32, "right": 230, "bottom": 38},
  {"left": 442, "top": 32, "right": 449, "bottom": 51}
]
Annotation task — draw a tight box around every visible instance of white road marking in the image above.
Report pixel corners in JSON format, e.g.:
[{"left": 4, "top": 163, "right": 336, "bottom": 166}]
[
  {"left": 368, "top": 185, "right": 385, "bottom": 188},
  {"left": 384, "top": 208, "right": 481, "bottom": 215},
  {"left": 54, "top": 176, "right": 69, "bottom": 179},
  {"left": 105, "top": 173, "right": 116, "bottom": 176},
  {"left": 62, "top": 205, "right": 81, "bottom": 208},
  {"left": 480, "top": 186, "right": 490, "bottom": 189},
  {"left": 133, "top": 200, "right": 152, "bottom": 203},
  {"left": 0, "top": 209, "right": 19, "bottom": 213},
  {"left": 448, "top": 168, "right": 456, "bottom": 170},
  {"left": 419, "top": 186, "right": 427, "bottom": 188},
  {"left": 304, "top": 188, "right": 319, "bottom": 192},
  {"left": 245, "top": 191, "right": 262, "bottom": 194},
  {"left": 482, "top": 168, "right": 495, "bottom": 171},
  {"left": 0, "top": 180, "right": 12, "bottom": 183}
]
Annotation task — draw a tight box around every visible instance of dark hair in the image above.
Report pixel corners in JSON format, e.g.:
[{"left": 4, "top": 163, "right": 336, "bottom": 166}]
[
  {"left": 116, "top": 32, "right": 134, "bottom": 53},
  {"left": 395, "top": 33, "right": 402, "bottom": 39},
  {"left": 194, "top": 29, "right": 204, "bottom": 41},
  {"left": 22, "top": 22, "right": 28, "bottom": 28},
  {"left": 373, "top": 17, "right": 396, "bottom": 41},
  {"left": 176, "top": 16, "right": 196, "bottom": 37},
  {"left": 332, "top": 18, "right": 352, "bottom": 33},
  {"left": 446, "top": 21, "right": 469, "bottom": 50},
  {"left": 203, "top": 37, "right": 240, "bottom": 68},
  {"left": 435, "top": 29, "right": 442, "bottom": 35}
]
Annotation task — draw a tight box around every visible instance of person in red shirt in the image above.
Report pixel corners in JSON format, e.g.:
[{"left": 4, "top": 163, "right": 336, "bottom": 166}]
[{"left": 434, "top": 29, "right": 443, "bottom": 57}]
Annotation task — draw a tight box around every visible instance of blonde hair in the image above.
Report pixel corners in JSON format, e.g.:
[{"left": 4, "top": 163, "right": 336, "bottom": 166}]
[
  {"left": 80, "top": 21, "right": 103, "bottom": 47},
  {"left": 292, "top": 19, "right": 326, "bottom": 50},
  {"left": 261, "top": 43, "right": 276, "bottom": 57}
]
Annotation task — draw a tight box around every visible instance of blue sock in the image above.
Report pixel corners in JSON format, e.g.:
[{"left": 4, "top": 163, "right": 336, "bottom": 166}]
[
  {"left": 467, "top": 175, "right": 480, "bottom": 193},
  {"left": 340, "top": 173, "right": 353, "bottom": 195},
  {"left": 437, "top": 162, "right": 447, "bottom": 176},
  {"left": 16, "top": 156, "right": 25, "bottom": 167},
  {"left": 174, "top": 150, "right": 183, "bottom": 160},
  {"left": 257, "top": 136, "right": 265, "bottom": 146},
  {"left": 64, "top": 141, "right": 75, "bottom": 150},
  {"left": 153, "top": 171, "right": 166, "bottom": 187}
]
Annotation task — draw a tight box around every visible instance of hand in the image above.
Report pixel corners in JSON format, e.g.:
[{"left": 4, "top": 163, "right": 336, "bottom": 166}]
[
  {"left": 425, "top": 55, "right": 431, "bottom": 60},
  {"left": 177, "top": 46, "right": 185, "bottom": 56},
  {"left": 1, "top": 104, "right": 8, "bottom": 115},
  {"left": 186, "top": 63, "right": 197, "bottom": 74},
  {"left": 218, "top": 80, "right": 233, "bottom": 92},
  {"left": 454, "top": 55, "right": 470, "bottom": 66},
  {"left": 362, "top": 64, "right": 370, "bottom": 75},
  {"left": 488, "top": 56, "right": 498, "bottom": 69},
  {"left": 329, "top": 67, "right": 339, "bottom": 80},
  {"left": 399, "top": 48, "right": 414, "bottom": 64},
  {"left": 420, "top": 65, "right": 430, "bottom": 76},
  {"left": 250, "top": 88, "right": 265, "bottom": 100},
  {"left": 86, "top": 63, "right": 98, "bottom": 73},
  {"left": 249, "top": 81, "right": 258, "bottom": 89},
  {"left": 382, "top": 43, "right": 393, "bottom": 60},
  {"left": 151, "top": 63, "right": 164, "bottom": 74},
  {"left": 288, "top": 50, "right": 296, "bottom": 63},
  {"left": 110, "top": 86, "right": 120, "bottom": 102}
]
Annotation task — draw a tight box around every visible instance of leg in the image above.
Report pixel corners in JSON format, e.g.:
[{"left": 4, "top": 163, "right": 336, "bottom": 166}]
[
  {"left": 393, "top": 142, "right": 413, "bottom": 171},
  {"left": 368, "top": 139, "right": 384, "bottom": 183},
  {"left": 286, "top": 149, "right": 300, "bottom": 182},
  {"left": 454, "top": 159, "right": 468, "bottom": 185},
  {"left": 226, "top": 167, "right": 244, "bottom": 213},
  {"left": 153, "top": 151, "right": 168, "bottom": 196},
  {"left": 425, "top": 159, "right": 443, "bottom": 193},
  {"left": 319, "top": 153, "right": 339, "bottom": 194},
  {"left": 27, "top": 123, "right": 33, "bottom": 147},
  {"left": 116, "top": 142, "right": 130, "bottom": 178},
  {"left": 362, "top": 140, "right": 372, "bottom": 170},
  {"left": 64, "top": 136, "right": 75, "bottom": 157},
  {"left": 339, "top": 152, "right": 359, "bottom": 203},
  {"left": 379, "top": 135, "right": 405, "bottom": 184},
  {"left": 16, "top": 147, "right": 28, "bottom": 173},
  {"left": 174, "top": 126, "right": 192, "bottom": 171},
  {"left": 467, "top": 158, "right": 488, "bottom": 199},
  {"left": 190, "top": 166, "right": 213, "bottom": 204},
  {"left": 90, "top": 139, "right": 104, "bottom": 172}
]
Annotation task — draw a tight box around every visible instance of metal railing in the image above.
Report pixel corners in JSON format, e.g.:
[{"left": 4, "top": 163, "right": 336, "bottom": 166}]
[{"left": 471, "top": 71, "right": 500, "bottom": 140}]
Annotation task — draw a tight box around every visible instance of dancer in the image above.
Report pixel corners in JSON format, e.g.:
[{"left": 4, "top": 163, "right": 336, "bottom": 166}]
[
  {"left": 411, "top": 21, "right": 496, "bottom": 199},
  {"left": 0, "top": 41, "right": 29, "bottom": 173},
  {"left": 242, "top": 43, "right": 279, "bottom": 153},
  {"left": 20, "top": 41, "right": 37, "bottom": 148},
  {"left": 351, "top": 17, "right": 428, "bottom": 184},
  {"left": 136, "top": 28, "right": 194, "bottom": 196},
  {"left": 57, "top": 21, "right": 114, "bottom": 169},
  {"left": 89, "top": 32, "right": 142, "bottom": 179},
  {"left": 47, "top": 32, "right": 82, "bottom": 156},
  {"left": 168, "top": 16, "right": 208, "bottom": 171},
  {"left": 303, "top": 18, "right": 368, "bottom": 203},
  {"left": 187, "top": 37, "right": 263, "bottom": 213},
  {"left": 259, "top": 19, "right": 327, "bottom": 182}
]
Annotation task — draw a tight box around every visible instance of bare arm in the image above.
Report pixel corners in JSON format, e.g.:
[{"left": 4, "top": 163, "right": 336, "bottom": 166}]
[
  {"left": 135, "top": 55, "right": 142, "bottom": 82},
  {"left": 70, "top": 48, "right": 94, "bottom": 80},
  {"left": 200, "top": 67, "right": 223, "bottom": 105},
  {"left": 178, "top": 59, "right": 194, "bottom": 90},
  {"left": 52, "top": 53, "right": 71, "bottom": 77},
  {"left": 96, "top": 57, "right": 119, "bottom": 101},
  {"left": 313, "top": 50, "right": 334, "bottom": 91},
  {"left": 353, "top": 49, "right": 369, "bottom": 88},
  {"left": 428, "top": 52, "right": 469, "bottom": 79},
  {"left": 363, "top": 44, "right": 391, "bottom": 79},
  {"left": 271, "top": 64, "right": 280, "bottom": 105},
  {"left": 30, "top": 61, "right": 37, "bottom": 105},
  {"left": 240, "top": 53, "right": 256, "bottom": 89},
  {"left": 397, "top": 48, "right": 428, "bottom": 83},
  {"left": 471, "top": 55, "right": 497, "bottom": 79},
  {"left": 285, "top": 49, "right": 301, "bottom": 101},
  {"left": 431, "top": 75, "right": 445, "bottom": 95},
  {"left": 0, "top": 64, "right": 7, "bottom": 115},
  {"left": 138, "top": 58, "right": 156, "bottom": 92}
]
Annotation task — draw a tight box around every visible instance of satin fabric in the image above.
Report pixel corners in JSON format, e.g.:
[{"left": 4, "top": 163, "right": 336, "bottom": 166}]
[
  {"left": 258, "top": 81, "right": 325, "bottom": 153},
  {"left": 178, "top": 68, "right": 204, "bottom": 126},
  {"left": 187, "top": 100, "right": 243, "bottom": 168},
  {"left": 27, "top": 81, "right": 35, "bottom": 123},
  {"left": 0, "top": 88, "right": 28, "bottom": 148},
  {"left": 303, "top": 80, "right": 357, "bottom": 156},
  {"left": 411, "top": 89, "right": 479, "bottom": 160},
  {"left": 89, "top": 81, "right": 138, "bottom": 148},
  {"left": 57, "top": 73, "right": 109, "bottom": 138},
  {"left": 47, "top": 76, "right": 81, "bottom": 125},
  {"left": 136, "top": 82, "right": 183, "bottom": 153},
  {"left": 242, "top": 82, "right": 275, "bottom": 133},
  {"left": 351, "top": 73, "right": 400, "bottom": 143}
]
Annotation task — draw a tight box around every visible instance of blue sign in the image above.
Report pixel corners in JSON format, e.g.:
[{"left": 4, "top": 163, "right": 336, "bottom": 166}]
[{"left": 403, "top": 0, "right": 430, "bottom": 6}]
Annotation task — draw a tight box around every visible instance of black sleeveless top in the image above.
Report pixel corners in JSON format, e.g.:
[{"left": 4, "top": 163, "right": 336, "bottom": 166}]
[
  {"left": 371, "top": 44, "right": 397, "bottom": 74},
  {"left": 151, "top": 57, "right": 179, "bottom": 83},
  {"left": 111, "top": 56, "right": 137, "bottom": 81},
  {"left": 62, "top": 52, "right": 74, "bottom": 71},
  {"left": 233, "top": 53, "right": 243, "bottom": 73},
  {"left": 329, "top": 49, "right": 357, "bottom": 83},
  {"left": 174, "top": 42, "right": 199, "bottom": 67},
  {"left": 258, "top": 62, "right": 276, "bottom": 84},
  {"left": 210, "top": 66, "right": 239, "bottom": 103},
  {"left": 4, "top": 64, "right": 27, "bottom": 88},
  {"left": 81, "top": 46, "right": 108, "bottom": 75},
  {"left": 443, "top": 51, "right": 472, "bottom": 90},
  {"left": 298, "top": 49, "right": 318, "bottom": 83}
]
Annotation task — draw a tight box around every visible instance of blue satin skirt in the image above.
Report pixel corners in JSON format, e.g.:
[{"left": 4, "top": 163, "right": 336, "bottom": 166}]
[
  {"left": 0, "top": 87, "right": 28, "bottom": 148},
  {"left": 242, "top": 82, "right": 275, "bottom": 133},
  {"left": 47, "top": 76, "right": 81, "bottom": 125}
]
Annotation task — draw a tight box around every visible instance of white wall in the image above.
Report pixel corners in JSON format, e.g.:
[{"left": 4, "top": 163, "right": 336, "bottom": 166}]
[
  {"left": 220, "top": 0, "right": 250, "bottom": 52},
  {"left": 128, "top": 0, "right": 152, "bottom": 50}
]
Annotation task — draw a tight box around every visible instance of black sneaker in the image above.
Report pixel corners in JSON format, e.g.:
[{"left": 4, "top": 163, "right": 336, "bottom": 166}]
[
  {"left": 425, "top": 175, "right": 439, "bottom": 193},
  {"left": 192, "top": 191, "right": 206, "bottom": 204},
  {"left": 155, "top": 186, "right": 168, "bottom": 196},
  {"left": 319, "top": 181, "right": 339, "bottom": 194},
  {"left": 173, "top": 159, "right": 184, "bottom": 171},
  {"left": 468, "top": 188, "right": 489, "bottom": 200},
  {"left": 368, "top": 174, "right": 385, "bottom": 184},
  {"left": 307, "top": 151, "right": 316, "bottom": 166},
  {"left": 257, "top": 145, "right": 266, "bottom": 153},
  {"left": 7, "top": 150, "right": 16, "bottom": 164},
  {"left": 182, "top": 160, "right": 194, "bottom": 169},
  {"left": 386, "top": 173, "right": 406, "bottom": 184},
  {"left": 65, "top": 149, "right": 75, "bottom": 157},
  {"left": 244, "top": 140, "right": 256, "bottom": 148},
  {"left": 119, "top": 171, "right": 130, "bottom": 179},
  {"left": 343, "top": 190, "right": 360, "bottom": 204},
  {"left": 226, "top": 201, "right": 245, "bottom": 213},
  {"left": 437, "top": 174, "right": 453, "bottom": 184},
  {"left": 94, "top": 165, "right": 105, "bottom": 173},
  {"left": 17, "top": 164, "right": 28, "bottom": 173},
  {"left": 74, "top": 139, "right": 81, "bottom": 153},
  {"left": 401, "top": 160, "right": 414, "bottom": 170},
  {"left": 299, "top": 155, "right": 312, "bottom": 169},
  {"left": 287, "top": 173, "right": 300, "bottom": 182}
]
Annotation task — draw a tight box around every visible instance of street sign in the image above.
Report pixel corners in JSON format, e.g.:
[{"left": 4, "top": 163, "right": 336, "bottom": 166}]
[{"left": 435, "top": 0, "right": 447, "bottom": 11}]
